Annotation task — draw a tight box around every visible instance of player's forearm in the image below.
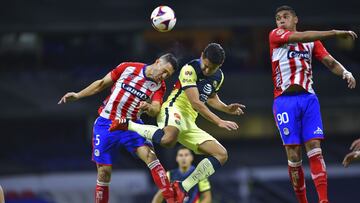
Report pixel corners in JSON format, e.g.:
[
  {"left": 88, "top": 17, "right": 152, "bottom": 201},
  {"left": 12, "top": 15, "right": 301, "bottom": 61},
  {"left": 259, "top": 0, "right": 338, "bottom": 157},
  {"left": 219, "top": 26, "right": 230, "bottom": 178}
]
[
  {"left": 192, "top": 101, "right": 222, "bottom": 125},
  {"left": 77, "top": 80, "right": 106, "bottom": 99},
  {"left": 207, "top": 97, "right": 228, "bottom": 113},
  {"left": 288, "top": 30, "right": 336, "bottom": 43}
]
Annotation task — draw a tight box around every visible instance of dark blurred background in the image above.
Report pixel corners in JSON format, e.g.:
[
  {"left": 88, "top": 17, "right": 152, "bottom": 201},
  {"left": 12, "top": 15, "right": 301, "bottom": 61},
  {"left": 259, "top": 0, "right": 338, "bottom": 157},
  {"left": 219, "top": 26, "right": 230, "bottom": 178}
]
[{"left": 1, "top": 0, "right": 360, "bottom": 202}]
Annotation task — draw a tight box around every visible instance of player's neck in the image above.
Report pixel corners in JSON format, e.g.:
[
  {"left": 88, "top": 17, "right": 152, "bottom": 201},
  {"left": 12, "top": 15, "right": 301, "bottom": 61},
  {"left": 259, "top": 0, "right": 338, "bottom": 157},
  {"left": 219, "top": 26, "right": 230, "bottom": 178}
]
[
  {"left": 179, "top": 166, "right": 190, "bottom": 173},
  {"left": 144, "top": 64, "right": 155, "bottom": 80}
]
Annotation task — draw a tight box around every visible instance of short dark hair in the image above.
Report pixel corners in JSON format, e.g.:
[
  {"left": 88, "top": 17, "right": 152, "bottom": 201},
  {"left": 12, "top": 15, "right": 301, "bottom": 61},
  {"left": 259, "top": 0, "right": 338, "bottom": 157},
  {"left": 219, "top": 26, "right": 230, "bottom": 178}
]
[
  {"left": 275, "top": 5, "right": 296, "bottom": 16},
  {"left": 203, "top": 43, "right": 225, "bottom": 65},
  {"left": 159, "top": 53, "right": 178, "bottom": 71},
  {"left": 176, "top": 146, "right": 193, "bottom": 155}
]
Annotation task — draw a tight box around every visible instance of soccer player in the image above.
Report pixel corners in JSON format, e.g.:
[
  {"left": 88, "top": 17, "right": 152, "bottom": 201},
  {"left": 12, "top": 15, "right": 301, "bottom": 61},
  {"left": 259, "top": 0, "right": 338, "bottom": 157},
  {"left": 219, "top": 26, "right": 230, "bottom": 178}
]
[
  {"left": 152, "top": 146, "right": 212, "bottom": 203},
  {"left": 111, "top": 43, "right": 245, "bottom": 202},
  {"left": 269, "top": 5, "right": 357, "bottom": 203},
  {"left": 343, "top": 138, "right": 360, "bottom": 167},
  {"left": 58, "top": 54, "right": 178, "bottom": 203}
]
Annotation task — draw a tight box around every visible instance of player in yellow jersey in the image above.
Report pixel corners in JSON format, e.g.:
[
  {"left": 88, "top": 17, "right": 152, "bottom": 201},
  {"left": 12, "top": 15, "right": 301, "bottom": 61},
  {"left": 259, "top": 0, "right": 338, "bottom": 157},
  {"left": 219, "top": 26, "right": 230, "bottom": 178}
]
[{"left": 110, "top": 43, "right": 245, "bottom": 202}]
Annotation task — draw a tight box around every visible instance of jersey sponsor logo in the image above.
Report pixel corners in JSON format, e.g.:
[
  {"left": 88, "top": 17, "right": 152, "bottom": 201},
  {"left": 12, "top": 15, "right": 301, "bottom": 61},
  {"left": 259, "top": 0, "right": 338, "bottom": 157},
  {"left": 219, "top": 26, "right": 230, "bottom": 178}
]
[
  {"left": 274, "top": 65, "right": 282, "bottom": 88},
  {"left": 185, "top": 70, "right": 193, "bottom": 75},
  {"left": 182, "top": 78, "right": 193, "bottom": 83},
  {"left": 203, "top": 84, "right": 212, "bottom": 95},
  {"left": 287, "top": 50, "right": 310, "bottom": 60},
  {"left": 121, "top": 83, "right": 149, "bottom": 100},
  {"left": 313, "top": 127, "right": 323, "bottom": 135}
]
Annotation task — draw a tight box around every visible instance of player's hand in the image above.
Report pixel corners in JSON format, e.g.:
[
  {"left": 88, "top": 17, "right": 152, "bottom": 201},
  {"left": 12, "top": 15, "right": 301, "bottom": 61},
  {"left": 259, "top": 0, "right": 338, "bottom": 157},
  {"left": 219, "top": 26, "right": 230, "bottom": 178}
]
[
  {"left": 342, "top": 71, "right": 356, "bottom": 89},
  {"left": 58, "top": 92, "right": 79, "bottom": 104},
  {"left": 217, "top": 120, "right": 239, "bottom": 131},
  {"left": 138, "top": 101, "right": 151, "bottom": 111},
  {"left": 335, "top": 30, "right": 358, "bottom": 40},
  {"left": 342, "top": 151, "right": 360, "bottom": 167},
  {"left": 350, "top": 138, "right": 360, "bottom": 151},
  {"left": 226, "top": 103, "right": 246, "bottom": 115}
]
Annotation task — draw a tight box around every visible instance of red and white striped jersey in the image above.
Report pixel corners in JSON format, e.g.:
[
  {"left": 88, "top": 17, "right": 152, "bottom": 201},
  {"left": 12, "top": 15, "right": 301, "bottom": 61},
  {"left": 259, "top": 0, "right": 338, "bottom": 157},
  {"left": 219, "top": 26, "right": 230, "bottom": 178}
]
[
  {"left": 269, "top": 28, "right": 329, "bottom": 98},
  {"left": 98, "top": 62, "right": 166, "bottom": 120}
]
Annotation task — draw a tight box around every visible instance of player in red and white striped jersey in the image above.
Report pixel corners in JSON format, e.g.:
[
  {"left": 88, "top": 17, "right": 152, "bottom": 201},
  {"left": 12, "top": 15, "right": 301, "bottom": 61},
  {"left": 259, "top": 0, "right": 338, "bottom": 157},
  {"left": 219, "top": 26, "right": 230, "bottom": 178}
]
[
  {"left": 270, "top": 5, "right": 357, "bottom": 203},
  {"left": 59, "top": 53, "right": 178, "bottom": 203}
]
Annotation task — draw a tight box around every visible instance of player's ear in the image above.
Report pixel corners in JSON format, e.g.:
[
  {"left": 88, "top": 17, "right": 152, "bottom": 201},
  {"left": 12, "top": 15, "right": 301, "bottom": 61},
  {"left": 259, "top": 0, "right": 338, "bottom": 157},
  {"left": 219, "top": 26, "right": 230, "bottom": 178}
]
[{"left": 294, "top": 16, "right": 298, "bottom": 24}]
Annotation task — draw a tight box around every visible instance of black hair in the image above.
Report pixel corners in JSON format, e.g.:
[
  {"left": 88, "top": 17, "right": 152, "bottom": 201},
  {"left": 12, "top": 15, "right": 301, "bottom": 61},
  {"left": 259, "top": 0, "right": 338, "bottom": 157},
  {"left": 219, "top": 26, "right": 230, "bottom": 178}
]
[
  {"left": 159, "top": 53, "right": 178, "bottom": 71},
  {"left": 176, "top": 145, "right": 193, "bottom": 155},
  {"left": 203, "top": 43, "right": 225, "bottom": 65},
  {"left": 275, "top": 5, "right": 297, "bottom": 16}
]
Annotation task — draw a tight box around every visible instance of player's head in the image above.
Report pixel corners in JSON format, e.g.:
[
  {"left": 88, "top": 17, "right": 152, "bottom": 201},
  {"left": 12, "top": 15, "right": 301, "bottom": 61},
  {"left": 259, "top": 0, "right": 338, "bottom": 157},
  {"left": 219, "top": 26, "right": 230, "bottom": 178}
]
[
  {"left": 275, "top": 5, "right": 298, "bottom": 31},
  {"left": 152, "top": 53, "right": 178, "bottom": 82},
  {"left": 176, "top": 146, "right": 194, "bottom": 168},
  {"left": 201, "top": 43, "right": 225, "bottom": 76}
]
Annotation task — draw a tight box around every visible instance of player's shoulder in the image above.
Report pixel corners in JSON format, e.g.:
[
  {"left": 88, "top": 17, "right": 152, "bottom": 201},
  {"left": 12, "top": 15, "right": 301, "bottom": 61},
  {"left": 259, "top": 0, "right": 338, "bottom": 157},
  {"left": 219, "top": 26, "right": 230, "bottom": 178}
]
[
  {"left": 183, "top": 59, "right": 201, "bottom": 73},
  {"left": 117, "top": 62, "right": 146, "bottom": 70},
  {"left": 269, "top": 27, "right": 287, "bottom": 36}
]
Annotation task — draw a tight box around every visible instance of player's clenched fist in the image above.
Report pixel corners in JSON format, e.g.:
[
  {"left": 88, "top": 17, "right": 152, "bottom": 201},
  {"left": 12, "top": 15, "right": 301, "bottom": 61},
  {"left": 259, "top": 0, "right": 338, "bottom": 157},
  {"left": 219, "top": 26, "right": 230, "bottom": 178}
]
[{"left": 58, "top": 92, "right": 79, "bottom": 104}]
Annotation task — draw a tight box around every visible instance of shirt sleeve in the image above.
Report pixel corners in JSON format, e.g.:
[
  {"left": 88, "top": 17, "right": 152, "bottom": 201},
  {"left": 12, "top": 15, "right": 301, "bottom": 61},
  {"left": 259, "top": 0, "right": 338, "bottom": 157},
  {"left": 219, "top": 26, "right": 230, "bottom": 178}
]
[
  {"left": 313, "top": 40, "right": 330, "bottom": 61},
  {"left": 198, "top": 178, "right": 211, "bottom": 192},
  {"left": 179, "top": 65, "right": 198, "bottom": 89},
  {"left": 269, "top": 28, "right": 293, "bottom": 47},
  {"left": 110, "top": 63, "right": 127, "bottom": 81},
  {"left": 151, "top": 81, "right": 166, "bottom": 104},
  {"left": 215, "top": 71, "right": 225, "bottom": 92}
]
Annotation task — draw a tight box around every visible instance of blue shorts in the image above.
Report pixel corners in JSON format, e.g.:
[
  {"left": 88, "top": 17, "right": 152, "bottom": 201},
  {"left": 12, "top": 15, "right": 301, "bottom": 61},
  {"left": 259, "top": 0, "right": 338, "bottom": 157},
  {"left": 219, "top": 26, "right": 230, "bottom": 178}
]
[
  {"left": 92, "top": 116, "right": 153, "bottom": 165},
  {"left": 273, "top": 92, "right": 324, "bottom": 145}
]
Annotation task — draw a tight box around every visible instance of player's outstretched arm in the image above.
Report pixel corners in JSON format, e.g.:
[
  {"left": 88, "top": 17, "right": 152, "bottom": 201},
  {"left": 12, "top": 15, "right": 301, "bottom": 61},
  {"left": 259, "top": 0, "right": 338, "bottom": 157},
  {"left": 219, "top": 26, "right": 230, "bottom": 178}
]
[
  {"left": 151, "top": 190, "right": 164, "bottom": 203},
  {"left": 288, "top": 30, "right": 357, "bottom": 43},
  {"left": 138, "top": 101, "right": 161, "bottom": 117},
  {"left": 184, "top": 87, "right": 238, "bottom": 131},
  {"left": 58, "top": 73, "right": 114, "bottom": 104},
  {"left": 321, "top": 55, "right": 356, "bottom": 89},
  {"left": 207, "top": 93, "right": 245, "bottom": 115}
]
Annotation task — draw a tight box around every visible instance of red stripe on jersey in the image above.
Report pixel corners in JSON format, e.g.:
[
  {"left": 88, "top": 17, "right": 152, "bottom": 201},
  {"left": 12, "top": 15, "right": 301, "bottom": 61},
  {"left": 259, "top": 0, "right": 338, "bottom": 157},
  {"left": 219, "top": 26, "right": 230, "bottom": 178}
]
[
  {"left": 297, "top": 43, "right": 307, "bottom": 86},
  {"left": 305, "top": 69, "right": 312, "bottom": 91},
  {"left": 131, "top": 79, "right": 152, "bottom": 119},
  {"left": 288, "top": 45, "right": 297, "bottom": 85},
  {"left": 272, "top": 60, "right": 282, "bottom": 97},
  {"left": 109, "top": 87, "right": 127, "bottom": 120},
  {"left": 119, "top": 67, "right": 143, "bottom": 118},
  {"left": 122, "top": 77, "right": 146, "bottom": 118},
  {"left": 109, "top": 68, "right": 140, "bottom": 120}
]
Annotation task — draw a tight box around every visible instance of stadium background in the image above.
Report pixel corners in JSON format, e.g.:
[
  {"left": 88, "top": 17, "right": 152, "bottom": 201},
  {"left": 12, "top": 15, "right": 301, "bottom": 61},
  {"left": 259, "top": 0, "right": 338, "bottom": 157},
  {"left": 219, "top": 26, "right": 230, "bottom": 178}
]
[{"left": 0, "top": 0, "right": 359, "bottom": 202}]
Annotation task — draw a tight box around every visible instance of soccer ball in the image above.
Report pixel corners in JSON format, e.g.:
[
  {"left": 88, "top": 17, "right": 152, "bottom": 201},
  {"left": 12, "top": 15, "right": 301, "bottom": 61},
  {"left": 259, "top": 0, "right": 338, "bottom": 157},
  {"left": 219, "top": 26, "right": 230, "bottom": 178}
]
[{"left": 150, "top": 6, "right": 176, "bottom": 32}]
